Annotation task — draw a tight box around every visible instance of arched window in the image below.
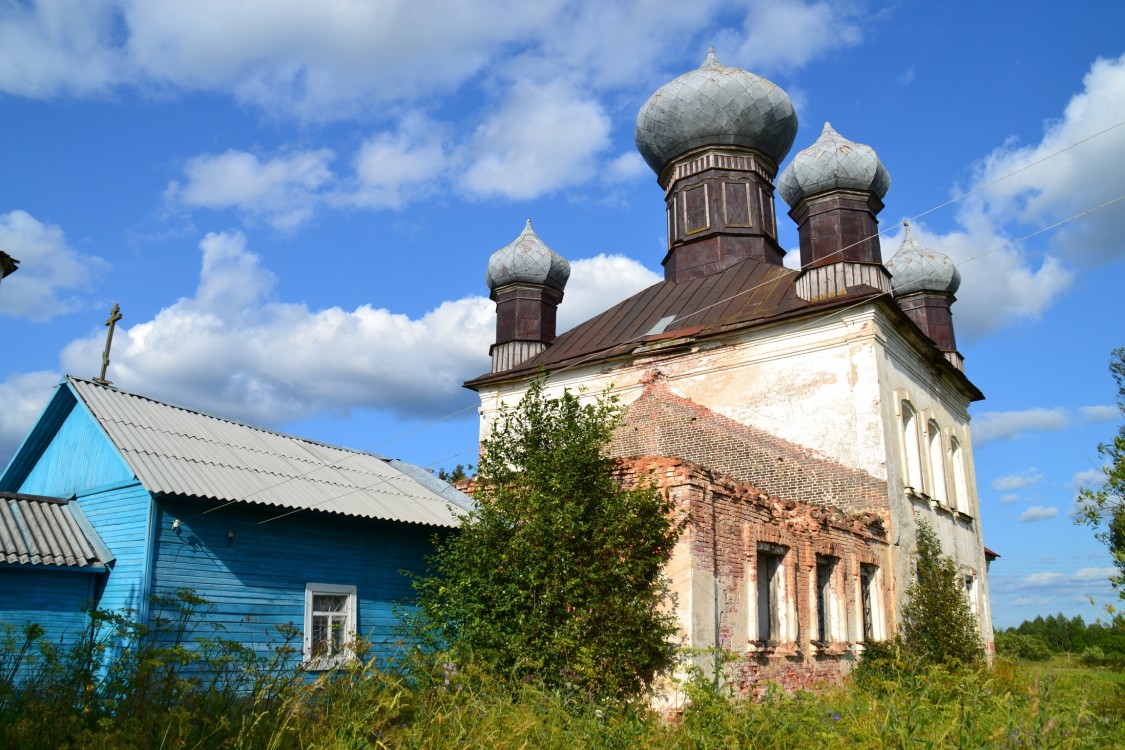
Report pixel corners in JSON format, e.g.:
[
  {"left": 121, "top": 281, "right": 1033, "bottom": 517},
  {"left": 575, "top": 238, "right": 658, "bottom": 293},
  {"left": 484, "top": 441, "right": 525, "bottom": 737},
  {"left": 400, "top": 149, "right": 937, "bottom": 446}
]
[
  {"left": 950, "top": 437, "right": 969, "bottom": 514},
  {"left": 927, "top": 420, "right": 947, "bottom": 504},
  {"left": 901, "top": 401, "right": 923, "bottom": 491}
]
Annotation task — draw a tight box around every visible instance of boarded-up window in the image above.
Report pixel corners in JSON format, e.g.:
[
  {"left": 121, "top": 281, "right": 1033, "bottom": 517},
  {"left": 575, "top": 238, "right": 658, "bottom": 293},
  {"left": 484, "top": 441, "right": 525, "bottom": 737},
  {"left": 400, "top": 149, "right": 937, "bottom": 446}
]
[
  {"left": 816, "top": 556, "right": 838, "bottom": 644},
  {"left": 723, "top": 181, "right": 752, "bottom": 227},
  {"left": 683, "top": 184, "right": 709, "bottom": 234},
  {"left": 756, "top": 543, "right": 786, "bottom": 643}
]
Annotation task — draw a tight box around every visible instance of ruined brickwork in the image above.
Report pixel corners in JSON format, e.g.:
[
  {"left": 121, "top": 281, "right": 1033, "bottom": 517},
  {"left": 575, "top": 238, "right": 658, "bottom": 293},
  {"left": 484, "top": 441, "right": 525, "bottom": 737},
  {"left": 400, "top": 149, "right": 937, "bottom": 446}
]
[
  {"left": 612, "top": 383, "right": 890, "bottom": 514},
  {"left": 615, "top": 456, "right": 890, "bottom": 696}
]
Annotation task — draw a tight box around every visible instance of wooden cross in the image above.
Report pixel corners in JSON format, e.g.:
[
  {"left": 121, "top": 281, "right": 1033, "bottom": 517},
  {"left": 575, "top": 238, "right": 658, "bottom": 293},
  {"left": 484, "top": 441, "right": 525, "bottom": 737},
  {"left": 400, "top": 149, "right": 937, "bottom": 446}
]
[{"left": 94, "top": 304, "right": 122, "bottom": 385}]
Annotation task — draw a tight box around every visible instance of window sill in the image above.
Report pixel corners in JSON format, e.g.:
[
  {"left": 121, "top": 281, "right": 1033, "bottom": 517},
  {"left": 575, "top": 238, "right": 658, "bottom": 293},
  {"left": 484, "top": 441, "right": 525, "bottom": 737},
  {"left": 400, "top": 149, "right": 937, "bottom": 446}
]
[
  {"left": 810, "top": 641, "right": 848, "bottom": 657},
  {"left": 303, "top": 655, "right": 357, "bottom": 672},
  {"left": 750, "top": 641, "right": 800, "bottom": 658}
]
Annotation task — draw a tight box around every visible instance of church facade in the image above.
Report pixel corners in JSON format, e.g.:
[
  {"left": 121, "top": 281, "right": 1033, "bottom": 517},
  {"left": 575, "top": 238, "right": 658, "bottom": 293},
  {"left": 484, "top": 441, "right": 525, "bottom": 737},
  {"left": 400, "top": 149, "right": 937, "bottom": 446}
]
[{"left": 465, "top": 51, "right": 992, "bottom": 692}]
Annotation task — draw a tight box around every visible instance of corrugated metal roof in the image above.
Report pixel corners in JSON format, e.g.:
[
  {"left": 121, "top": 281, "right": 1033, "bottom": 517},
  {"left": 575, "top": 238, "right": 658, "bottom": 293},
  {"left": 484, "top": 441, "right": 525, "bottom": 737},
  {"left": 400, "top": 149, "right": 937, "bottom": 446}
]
[
  {"left": 0, "top": 492, "right": 109, "bottom": 569},
  {"left": 67, "top": 378, "right": 469, "bottom": 527}
]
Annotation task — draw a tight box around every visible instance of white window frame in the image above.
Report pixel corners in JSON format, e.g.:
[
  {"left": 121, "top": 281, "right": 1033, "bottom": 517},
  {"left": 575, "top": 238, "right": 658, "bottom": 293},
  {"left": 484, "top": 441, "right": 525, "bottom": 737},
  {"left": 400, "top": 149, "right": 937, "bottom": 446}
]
[
  {"left": 950, "top": 436, "right": 970, "bottom": 515},
  {"left": 900, "top": 400, "right": 924, "bottom": 493},
  {"left": 927, "top": 420, "right": 947, "bottom": 505},
  {"left": 303, "top": 583, "right": 357, "bottom": 669}
]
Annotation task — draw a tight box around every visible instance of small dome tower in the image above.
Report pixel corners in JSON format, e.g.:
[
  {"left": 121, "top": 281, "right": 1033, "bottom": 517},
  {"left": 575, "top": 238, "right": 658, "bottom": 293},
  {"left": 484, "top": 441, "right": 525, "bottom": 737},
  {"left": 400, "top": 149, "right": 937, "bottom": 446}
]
[
  {"left": 885, "top": 221, "right": 963, "bottom": 369},
  {"left": 778, "top": 122, "right": 892, "bottom": 302},
  {"left": 635, "top": 48, "right": 799, "bottom": 282},
  {"left": 486, "top": 220, "right": 570, "bottom": 373}
]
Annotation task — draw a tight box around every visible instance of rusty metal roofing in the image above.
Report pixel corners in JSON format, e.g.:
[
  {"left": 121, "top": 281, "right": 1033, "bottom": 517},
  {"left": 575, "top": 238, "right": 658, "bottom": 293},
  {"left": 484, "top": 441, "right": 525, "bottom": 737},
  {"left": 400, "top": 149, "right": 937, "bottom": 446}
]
[
  {"left": 0, "top": 492, "right": 110, "bottom": 569},
  {"left": 67, "top": 377, "right": 468, "bottom": 527},
  {"left": 468, "top": 257, "right": 872, "bottom": 387}
]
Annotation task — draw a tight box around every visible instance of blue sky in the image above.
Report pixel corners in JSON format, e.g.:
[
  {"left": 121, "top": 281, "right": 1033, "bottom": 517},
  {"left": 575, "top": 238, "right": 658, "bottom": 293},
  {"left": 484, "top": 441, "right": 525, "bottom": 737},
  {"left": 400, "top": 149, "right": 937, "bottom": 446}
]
[{"left": 1, "top": 1, "right": 1124, "bottom": 629}]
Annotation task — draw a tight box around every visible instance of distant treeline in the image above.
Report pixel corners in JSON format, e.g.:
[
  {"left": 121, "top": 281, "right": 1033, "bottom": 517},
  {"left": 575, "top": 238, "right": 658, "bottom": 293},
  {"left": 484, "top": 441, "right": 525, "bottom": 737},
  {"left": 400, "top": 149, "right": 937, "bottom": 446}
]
[{"left": 995, "top": 612, "right": 1125, "bottom": 662}]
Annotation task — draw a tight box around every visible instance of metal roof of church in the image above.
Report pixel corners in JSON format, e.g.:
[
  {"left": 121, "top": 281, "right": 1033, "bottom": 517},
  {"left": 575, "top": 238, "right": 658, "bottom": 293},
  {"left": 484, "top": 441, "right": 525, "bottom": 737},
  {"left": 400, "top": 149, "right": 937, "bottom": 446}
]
[
  {"left": 467, "top": 257, "right": 882, "bottom": 388},
  {"left": 68, "top": 377, "right": 469, "bottom": 527},
  {"left": 0, "top": 491, "right": 111, "bottom": 569}
]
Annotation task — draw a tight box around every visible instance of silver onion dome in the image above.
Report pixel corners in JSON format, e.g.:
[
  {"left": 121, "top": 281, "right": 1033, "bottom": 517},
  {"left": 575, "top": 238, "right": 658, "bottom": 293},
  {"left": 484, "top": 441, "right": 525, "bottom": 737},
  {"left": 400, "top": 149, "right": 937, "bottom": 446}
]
[
  {"left": 885, "top": 221, "right": 960, "bottom": 295},
  {"left": 777, "top": 122, "right": 891, "bottom": 208},
  {"left": 634, "top": 48, "right": 799, "bottom": 174},
  {"left": 486, "top": 219, "right": 570, "bottom": 293}
]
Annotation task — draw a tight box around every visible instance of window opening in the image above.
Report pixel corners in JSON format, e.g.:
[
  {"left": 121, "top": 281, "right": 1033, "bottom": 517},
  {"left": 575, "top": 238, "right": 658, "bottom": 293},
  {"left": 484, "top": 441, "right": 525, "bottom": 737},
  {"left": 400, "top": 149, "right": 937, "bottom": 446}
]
[
  {"left": 901, "top": 402, "right": 923, "bottom": 491},
  {"left": 928, "top": 420, "right": 947, "bottom": 504},
  {"left": 756, "top": 543, "right": 786, "bottom": 643},
  {"left": 860, "top": 565, "right": 876, "bottom": 642},
  {"left": 816, "top": 557, "right": 837, "bottom": 644},
  {"left": 951, "top": 437, "right": 969, "bottom": 514}
]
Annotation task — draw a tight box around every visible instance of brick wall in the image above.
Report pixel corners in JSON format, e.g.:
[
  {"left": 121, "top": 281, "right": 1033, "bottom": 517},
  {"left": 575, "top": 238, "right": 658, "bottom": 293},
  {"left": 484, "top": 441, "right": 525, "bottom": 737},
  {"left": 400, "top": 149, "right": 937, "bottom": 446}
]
[
  {"left": 611, "top": 382, "right": 890, "bottom": 514},
  {"left": 615, "top": 455, "right": 890, "bottom": 695}
]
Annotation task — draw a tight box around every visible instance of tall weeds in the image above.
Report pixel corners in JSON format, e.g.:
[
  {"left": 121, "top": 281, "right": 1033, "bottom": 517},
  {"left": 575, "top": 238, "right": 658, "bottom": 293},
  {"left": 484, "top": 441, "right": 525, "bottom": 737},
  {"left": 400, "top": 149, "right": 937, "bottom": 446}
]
[{"left": 1, "top": 595, "right": 1121, "bottom": 749}]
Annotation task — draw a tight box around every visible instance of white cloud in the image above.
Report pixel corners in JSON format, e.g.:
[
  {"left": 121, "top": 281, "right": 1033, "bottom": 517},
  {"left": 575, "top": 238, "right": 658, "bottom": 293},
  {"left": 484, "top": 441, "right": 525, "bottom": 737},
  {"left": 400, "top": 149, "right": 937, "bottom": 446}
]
[
  {"left": 558, "top": 254, "right": 662, "bottom": 333},
  {"left": 968, "top": 53, "right": 1125, "bottom": 266},
  {"left": 1080, "top": 404, "right": 1119, "bottom": 422},
  {"left": 0, "top": 211, "right": 109, "bottom": 320},
  {"left": 1019, "top": 505, "right": 1059, "bottom": 523},
  {"left": 0, "top": 1, "right": 127, "bottom": 98},
  {"left": 719, "top": 0, "right": 863, "bottom": 73},
  {"left": 1018, "top": 571, "right": 1066, "bottom": 588},
  {"left": 974, "top": 408, "right": 1069, "bottom": 444},
  {"left": 604, "top": 152, "right": 648, "bottom": 184},
  {"left": 121, "top": 0, "right": 555, "bottom": 119},
  {"left": 882, "top": 222, "right": 1074, "bottom": 343},
  {"left": 1073, "top": 468, "right": 1107, "bottom": 489},
  {"left": 991, "top": 468, "right": 1045, "bottom": 491},
  {"left": 891, "top": 54, "right": 1125, "bottom": 342},
  {"left": 0, "top": 2, "right": 867, "bottom": 120},
  {"left": 998, "top": 493, "right": 1020, "bottom": 504},
  {"left": 0, "top": 371, "right": 61, "bottom": 466},
  {"left": 167, "top": 148, "right": 335, "bottom": 232},
  {"left": 1012, "top": 596, "right": 1051, "bottom": 607},
  {"left": 1072, "top": 566, "right": 1117, "bottom": 582},
  {"left": 348, "top": 119, "right": 448, "bottom": 209},
  {"left": 41, "top": 231, "right": 653, "bottom": 432},
  {"left": 57, "top": 230, "right": 491, "bottom": 426},
  {"left": 461, "top": 79, "right": 612, "bottom": 200}
]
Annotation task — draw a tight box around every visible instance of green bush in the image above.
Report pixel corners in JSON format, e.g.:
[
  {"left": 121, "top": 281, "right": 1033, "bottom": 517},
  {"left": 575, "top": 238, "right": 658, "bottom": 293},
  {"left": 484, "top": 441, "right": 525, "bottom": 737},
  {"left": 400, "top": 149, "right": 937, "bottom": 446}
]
[
  {"left": 994, "top": 631, "right": 1053, "bottom": 661},
  {"left": 900, "top": 519, "right": 982, "bottom": 666},
  {"left": 410, "top": 379, "right": 685, "bottom": 701}
]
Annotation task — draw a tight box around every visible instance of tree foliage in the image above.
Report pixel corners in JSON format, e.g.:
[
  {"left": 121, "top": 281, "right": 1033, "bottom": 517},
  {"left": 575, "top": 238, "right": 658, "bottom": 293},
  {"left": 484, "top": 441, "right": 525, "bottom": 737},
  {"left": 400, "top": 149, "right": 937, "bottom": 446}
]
[
  {"left": 1077, "top": 346, "right": 1125, "bottom": 597},
  {"left": 411, "top": 380, "right": 685, "bottom": 699},
  {"left": 899, "top": 519, "right": 982, "bottom": 665}
]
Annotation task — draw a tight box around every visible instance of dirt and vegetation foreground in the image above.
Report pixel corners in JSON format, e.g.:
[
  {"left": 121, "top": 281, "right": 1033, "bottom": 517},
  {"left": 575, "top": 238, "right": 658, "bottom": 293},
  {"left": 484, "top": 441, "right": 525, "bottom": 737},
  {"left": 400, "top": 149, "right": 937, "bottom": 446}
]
[{"left": 1, "top": 615, "right": 1122, "bottom": 750}]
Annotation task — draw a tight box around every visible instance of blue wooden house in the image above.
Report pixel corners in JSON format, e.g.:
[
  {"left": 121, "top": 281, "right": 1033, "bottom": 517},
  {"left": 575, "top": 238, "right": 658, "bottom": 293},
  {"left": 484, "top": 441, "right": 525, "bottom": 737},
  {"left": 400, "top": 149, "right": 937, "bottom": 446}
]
[{"left": 0, "top": 376, "right": 470, "bottom": 667}]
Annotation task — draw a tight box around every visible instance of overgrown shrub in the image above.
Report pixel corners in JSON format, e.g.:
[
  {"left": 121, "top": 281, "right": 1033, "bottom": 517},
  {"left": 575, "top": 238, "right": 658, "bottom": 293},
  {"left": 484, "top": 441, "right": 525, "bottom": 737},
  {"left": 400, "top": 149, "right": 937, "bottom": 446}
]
[
  {"left": 410, "top": 380, "right": 686, "bottom": 701},
  {"left": 900, "top": 519, "right": 982, "bottom": 666}
]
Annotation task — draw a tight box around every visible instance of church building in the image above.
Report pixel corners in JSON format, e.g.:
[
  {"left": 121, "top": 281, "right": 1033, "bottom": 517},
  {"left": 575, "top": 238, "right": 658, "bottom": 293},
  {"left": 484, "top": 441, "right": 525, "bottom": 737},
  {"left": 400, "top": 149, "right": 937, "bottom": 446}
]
[{"left": 465, "top": 50, "right": 992, "bottom": 692}]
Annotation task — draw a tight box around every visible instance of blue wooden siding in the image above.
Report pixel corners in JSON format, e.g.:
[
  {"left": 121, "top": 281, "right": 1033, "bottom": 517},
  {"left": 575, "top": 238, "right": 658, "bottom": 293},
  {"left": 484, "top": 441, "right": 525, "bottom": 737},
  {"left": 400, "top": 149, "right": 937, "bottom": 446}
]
[
  {"left": 0, "top": 568, "right": 97, "bottom": 646},
  {"left": 74, "top": 482, "right": 153, "bottom": 617},
  {"left": 15, "top": 398, "right": 132, "bottom": 498},
  {"left": 150, "top": 498, "right": 439, "bottom": 668}
]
